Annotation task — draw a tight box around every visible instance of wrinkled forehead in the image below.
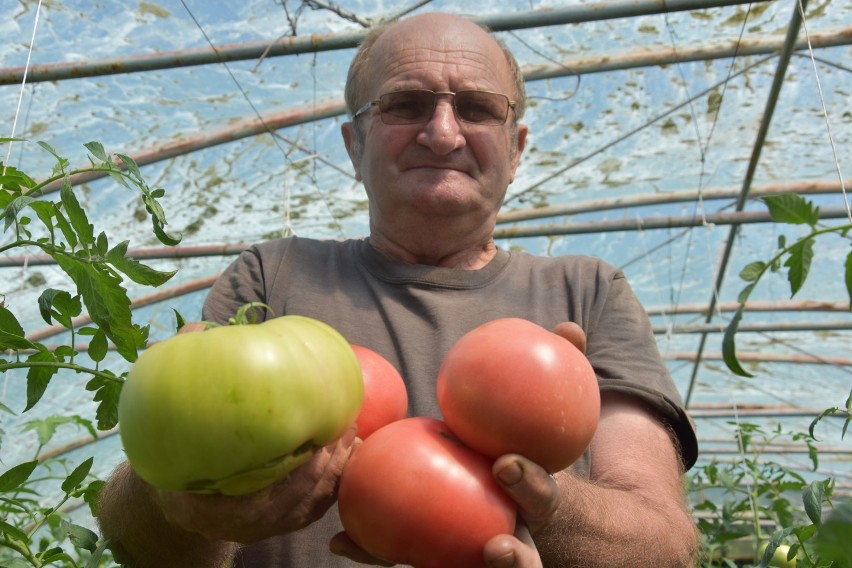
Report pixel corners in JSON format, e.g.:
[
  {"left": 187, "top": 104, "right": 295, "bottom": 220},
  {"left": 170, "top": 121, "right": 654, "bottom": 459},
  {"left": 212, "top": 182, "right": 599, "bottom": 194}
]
[{"left": 367, "top": 17, "right": 513, "bottom": 93}]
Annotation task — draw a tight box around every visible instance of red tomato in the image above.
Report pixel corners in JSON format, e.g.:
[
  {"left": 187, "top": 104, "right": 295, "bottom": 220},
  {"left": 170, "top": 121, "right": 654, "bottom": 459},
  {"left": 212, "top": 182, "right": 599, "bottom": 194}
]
[
  {"left": 350, "top": 345, "right": 408, "bottom": 439},
  {"left": 338, "top": 417, "right": 516, "bottom": 568},
  {"left": 437, "top": 318, "right": 600, "bottom": 473}
]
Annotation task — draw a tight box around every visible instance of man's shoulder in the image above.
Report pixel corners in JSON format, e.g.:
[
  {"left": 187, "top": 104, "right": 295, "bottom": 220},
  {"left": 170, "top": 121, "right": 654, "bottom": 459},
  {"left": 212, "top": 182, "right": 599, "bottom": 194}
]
[{"left": 250, "top": 236, "right": 365, "bottom": 258}]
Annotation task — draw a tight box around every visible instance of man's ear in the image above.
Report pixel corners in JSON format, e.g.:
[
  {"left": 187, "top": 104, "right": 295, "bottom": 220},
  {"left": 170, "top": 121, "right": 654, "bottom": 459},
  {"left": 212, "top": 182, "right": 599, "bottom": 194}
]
[
  {"left": 508, "top": 123, "right": 528, "bottom": 184},
  {"left": 341, "top": 122, "right": 362, "bottom": 182}
]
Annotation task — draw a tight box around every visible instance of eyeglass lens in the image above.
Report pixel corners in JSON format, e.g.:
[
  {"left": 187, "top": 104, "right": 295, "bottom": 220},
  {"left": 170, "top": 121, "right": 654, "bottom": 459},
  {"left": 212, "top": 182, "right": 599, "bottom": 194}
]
[{"left": 379, "top": 90, "right": 509, "bottom": 125}]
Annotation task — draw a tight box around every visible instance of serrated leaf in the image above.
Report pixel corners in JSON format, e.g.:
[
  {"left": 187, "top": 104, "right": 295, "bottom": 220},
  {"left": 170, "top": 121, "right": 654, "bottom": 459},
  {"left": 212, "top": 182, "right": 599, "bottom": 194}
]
[
  {"left": 3, "top": 195, "right": 36, "bottom": 232},
  {"left": 115, "top": 153, "right": 143, "bottom": 181},
  {"left": 739, "top": 261, "right": 765, "bottom": 283},
  {"left": 762, "top": 193, "right": 820, "bottom": 226},
  {"left": 60, "top": 178, "right": 95, "bottom": 248},
  {"left": 88, "top": 328, "right": 108, "bottom": 363},
  {"left": 24, "top": 349, "right": 58, "bottom": 411},
  {"left": 173, "top": 309, "right": 186, "bottom": 331},
  {"left": 61, "top": 457, "right": 94, "bottom": 493},
  {"left": 0, "top": 162, "right": 37, "bottom": 192},
  {"left": 53, "top": 201, "right": 78, "bottom": 249},
  {"left": 52, "top": 253, "right": 140, "bottom": 362},
  {"left": 784, "top": 237, "right": 814, "bottom": 297},
  {"left": 28, "top": 200, "right": 55, "bottom": 239},
  {"left": 0, "top": 305, "right": 37, "bottom": 351},
  {"left": 37, "top": 288, "right": 81, "bottom": 327},
  {"left": 0, "top": 460, "right": 38, "bottom": 492},
  {"left": 84, "top": 141, "right": 110, "bottom": 163},
  {"left": 107, "top": 240, "right": 177, "bottom": 287},
  {"left": 86, "top": 377, "right": 123, "bottom": 430},
  {"left": 37, "top": 140, "right": 70, "bottom": 174},
  {"left": 722, "top": 305, "right": 754, "bottom": 378}
]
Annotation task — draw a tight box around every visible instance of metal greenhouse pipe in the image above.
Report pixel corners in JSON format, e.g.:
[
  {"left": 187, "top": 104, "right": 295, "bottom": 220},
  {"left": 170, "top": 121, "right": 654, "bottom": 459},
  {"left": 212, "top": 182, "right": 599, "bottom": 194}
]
[
  {"left": 0, "top": 0, "right": 774, "bottom": 85},
  {"left": 492, "top": 205, "right": 850, "bottom": 238},
  {"left": 497, "top": 179, "right": 844, "bottom": 224},
  {"left": 651, "top": 320, "right": 852, "bottom": 334},
  {"left": 644, "top": 300, "right": 849, "bottom": 315},
  {"left": 685, "top": 0, "right": 812, "bottom": 405},
  {"left": 26, "top": 26, "right": 851, "bottom": 195},
  {"left": 664, "top": 351, "right": 852, "bottom": 366}
]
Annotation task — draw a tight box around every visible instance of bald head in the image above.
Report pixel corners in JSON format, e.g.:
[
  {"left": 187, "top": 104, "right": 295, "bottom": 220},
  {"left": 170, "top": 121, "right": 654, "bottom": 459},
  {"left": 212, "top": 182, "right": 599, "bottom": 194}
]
[{"left": 344, "top": 13, "right": 526, "bottom": 122}]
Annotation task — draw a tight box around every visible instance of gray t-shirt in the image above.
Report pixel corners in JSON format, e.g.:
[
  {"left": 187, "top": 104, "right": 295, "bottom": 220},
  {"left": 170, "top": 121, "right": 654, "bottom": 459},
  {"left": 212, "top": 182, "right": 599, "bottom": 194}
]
[{"left": 202, "top": 236, "right": 698, "bottom": 568}]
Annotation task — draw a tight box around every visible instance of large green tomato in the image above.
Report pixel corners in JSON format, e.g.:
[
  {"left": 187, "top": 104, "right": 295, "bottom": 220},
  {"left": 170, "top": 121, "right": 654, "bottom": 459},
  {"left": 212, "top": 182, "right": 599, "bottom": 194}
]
[{"left": 118, "top": 315, "right": 363, "bottom": 495}]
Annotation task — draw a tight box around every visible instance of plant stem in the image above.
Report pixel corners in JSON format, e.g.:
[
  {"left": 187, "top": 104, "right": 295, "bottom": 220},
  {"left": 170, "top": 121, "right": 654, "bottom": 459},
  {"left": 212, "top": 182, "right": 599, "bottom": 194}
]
[{"left": 0, "top": 361, "right": 124, "bottom": 384}]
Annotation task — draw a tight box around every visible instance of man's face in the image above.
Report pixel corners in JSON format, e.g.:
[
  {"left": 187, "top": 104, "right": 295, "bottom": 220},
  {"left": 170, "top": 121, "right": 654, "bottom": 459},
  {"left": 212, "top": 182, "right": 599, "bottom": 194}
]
[{"left": 342, "top": 16, "right": 527, "bottom": 236}]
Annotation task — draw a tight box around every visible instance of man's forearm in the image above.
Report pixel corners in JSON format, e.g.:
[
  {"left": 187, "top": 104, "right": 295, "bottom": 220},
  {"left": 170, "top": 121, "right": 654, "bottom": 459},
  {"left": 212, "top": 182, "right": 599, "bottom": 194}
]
[
  {"left": 535, "top": 471, "right": 697, "bottom": 568},
  {"left": 97, "top": 462, "right": 239, "bottom": 568}
]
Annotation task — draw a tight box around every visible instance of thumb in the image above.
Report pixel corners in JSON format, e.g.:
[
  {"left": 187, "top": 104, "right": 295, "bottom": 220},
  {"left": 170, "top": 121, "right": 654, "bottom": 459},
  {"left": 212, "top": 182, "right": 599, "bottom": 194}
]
[{"left": 552, "top": 322, "right": 586, "bottom": 354}]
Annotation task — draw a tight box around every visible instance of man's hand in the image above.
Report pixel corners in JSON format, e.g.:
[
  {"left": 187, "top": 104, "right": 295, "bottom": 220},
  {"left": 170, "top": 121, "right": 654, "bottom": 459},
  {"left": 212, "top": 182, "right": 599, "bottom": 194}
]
[{"left": 148, "top": 424, "right": 358, "bottom": 544}]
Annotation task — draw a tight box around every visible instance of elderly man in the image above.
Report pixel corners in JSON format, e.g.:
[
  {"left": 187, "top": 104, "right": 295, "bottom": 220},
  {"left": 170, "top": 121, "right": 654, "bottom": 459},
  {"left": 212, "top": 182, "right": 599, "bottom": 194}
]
[{"left": 98, "top": 12, "right": 698, "bottom": 568}]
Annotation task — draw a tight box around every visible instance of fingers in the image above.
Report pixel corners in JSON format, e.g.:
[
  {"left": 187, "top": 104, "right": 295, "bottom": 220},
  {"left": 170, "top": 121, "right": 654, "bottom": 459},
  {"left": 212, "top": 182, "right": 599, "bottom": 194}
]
[
  {"left": 552, "top": 321, "right": 586, "bottom": 354},
  {"left": 493, "top": 455, "right": 559, "bottom": 533},
  {"left": 483, "top": 524, "right": 542, "bottom": 568}
]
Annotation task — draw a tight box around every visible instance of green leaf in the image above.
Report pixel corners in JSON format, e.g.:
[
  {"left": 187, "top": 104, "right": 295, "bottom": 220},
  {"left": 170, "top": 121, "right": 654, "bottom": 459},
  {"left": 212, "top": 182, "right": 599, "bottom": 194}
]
[
  {"left": 784, "top": 237, "right": 814, "bottom": 297},
  {"left": 85, "top": 538, "right": 111, "bottom": 568},
  {"left": 0, "top": 460, "right": 38, "bottom": 492},
  {"left": 61, "top": 518, "right": 100, "bottom": 551},
  {"left": 29, "top": 200, "right": 55, "bottom": 239},
  {"left": 107, "top": 240, "right": 177, "bottom": 287},
  {"left": 37, "top": 140, "right": 71, "bottom": 174},
  {"left": 86, "top": 376, "right": 123, "bottom": 430},
  {"left": 845, "top": 250, "right": 852, "bottom": 311},
  {"left": 84, "top": 141, "right": 110, "bottom": 163},
  {"left": 82, "top": 479, "right": 106, "bottom": 515},
  {"left": 37, "top": 288, "right": 82, "bottom": 328},
  {"left": 95, "top": 230, "right": 109, "bottom": 256},
  {"left": 61, "top": 457, "right": 94, "bottom": 493},
  {"left": 0, "top": 518, "right": 30, "bottom": 543},
  {"left": 814, "top": 499, "right": 852, "bottom": 567},
  {"left": 115, "top": 153, "right": 143, "bottom": 182},
  {"left": 24, "top": 348, "right": 58, "bottom": 411},
  {"left": 23, "top": 414, "right": 98, "bottom": 447},
  {"left": 53, "top": 201, "right": 78, "bottom": 250},
  {"left": 0, "top": 305, "right": 38, "bottom": 351},
  {"left": 52, "top": 253, "right": 141, "bottom": 362},
  {"left": 739, "top": 261, "right": 765, "bottom": 283},
  {"left": 3, "top": 195, "right": 36, "bottom": 232},
  {"left": 722, "top": 305, "right": 754, "bottom": 378},
  {"left": 803, "top": 480, "right": 826, "bottom": 525},
  {"left": 60, "top": 177, "right": 95, "bottom": 248},
  {"left": 762, "top": 193, "right": 820, "bottom": 226},
  {"left": 173, "top": 309, "right": 186, "bottom": 332},
  {"left": 0, "top": 163, "right": 37, "bottom": 192},
  {"left": 88, "top": 328, "right": 108, "bottom": 363}
]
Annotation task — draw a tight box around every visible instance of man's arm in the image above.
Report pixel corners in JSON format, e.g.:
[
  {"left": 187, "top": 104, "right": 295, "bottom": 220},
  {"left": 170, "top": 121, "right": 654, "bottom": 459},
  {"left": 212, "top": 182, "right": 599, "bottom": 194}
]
[
  {"left": 534, "top": 391, "right": 697, "bottom": 567},
  {"left": 97, "top": 426, "right": 357, "bottom": 568}
]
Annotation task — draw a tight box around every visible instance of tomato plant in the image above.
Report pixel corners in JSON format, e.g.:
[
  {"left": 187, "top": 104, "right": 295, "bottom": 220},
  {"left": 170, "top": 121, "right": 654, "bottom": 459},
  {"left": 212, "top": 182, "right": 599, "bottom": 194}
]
[
  {"left": 118, "top": 315, "right": 363, "bottom": 495},
  {"left": 350, "top": 345, "right": 408, "bottom": 439},
  {"left": 338, "top": 417, "right": 516, "bottom": 568},
  {"left": 437, "top": 318, "right": 600, "bottom": 473}
]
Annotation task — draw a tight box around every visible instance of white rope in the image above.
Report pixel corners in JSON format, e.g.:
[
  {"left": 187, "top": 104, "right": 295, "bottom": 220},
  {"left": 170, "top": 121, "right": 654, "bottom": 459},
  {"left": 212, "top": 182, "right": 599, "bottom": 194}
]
[
  {"left": 797, "top": 0, "right": 850, "bottom": 221},
  {"left": 2, "top": 0, "right": 44, "bottom": 186}
]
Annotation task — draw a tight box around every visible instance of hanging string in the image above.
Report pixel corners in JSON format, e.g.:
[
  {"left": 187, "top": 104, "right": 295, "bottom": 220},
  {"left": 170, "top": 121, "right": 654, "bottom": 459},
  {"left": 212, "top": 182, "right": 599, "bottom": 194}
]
[
  {"left": 2, "top": 0, "right": 44, "bottom": 188},
  {"left": 177, "top": 0, "right": 346, "bottom": 238},
  {"left": 796, "top": 0, "right": 850, "bottom": 221}
]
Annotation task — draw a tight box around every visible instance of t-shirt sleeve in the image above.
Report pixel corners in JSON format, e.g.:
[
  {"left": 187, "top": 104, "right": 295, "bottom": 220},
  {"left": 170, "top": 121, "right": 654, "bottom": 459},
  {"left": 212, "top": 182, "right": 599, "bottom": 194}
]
[
  {"left": 202, "top": 247, "right": 270, "bottom": 326},
  {"left": 584, "top": 268, "right": 698, "bottom": 470}
]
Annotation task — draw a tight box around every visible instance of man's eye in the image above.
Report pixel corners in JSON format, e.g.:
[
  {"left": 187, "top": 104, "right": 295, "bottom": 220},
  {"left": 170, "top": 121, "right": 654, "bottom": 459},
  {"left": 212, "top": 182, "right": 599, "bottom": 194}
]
[
  {"left": 458, "top": 100, "right": 500, "bottom": 122},
  {"left": 385, "top": 95, "right": 430, "bottom": 117}
]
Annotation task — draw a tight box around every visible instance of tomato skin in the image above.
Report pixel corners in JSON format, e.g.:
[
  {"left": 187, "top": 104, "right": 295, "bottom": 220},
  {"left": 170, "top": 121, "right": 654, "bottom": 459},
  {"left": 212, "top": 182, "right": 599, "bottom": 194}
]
[
  {"left": 350, "top": 345, "right": 408, "bottom": 439},
  {"left": 338, "top": 417, "right": 516, "bottom": 568},
  {"left": 437, "top": 318, "right": 600, "bottom": 473},
  {"left": 118, "top": 316, "right": 363, "bottom": 495}
]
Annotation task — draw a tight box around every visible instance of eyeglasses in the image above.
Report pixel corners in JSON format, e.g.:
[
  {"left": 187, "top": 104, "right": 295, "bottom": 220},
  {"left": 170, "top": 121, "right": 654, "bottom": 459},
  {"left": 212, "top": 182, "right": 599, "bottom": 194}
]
[{"left": 351, "top": 89, "right": 516, "bottom": 126}]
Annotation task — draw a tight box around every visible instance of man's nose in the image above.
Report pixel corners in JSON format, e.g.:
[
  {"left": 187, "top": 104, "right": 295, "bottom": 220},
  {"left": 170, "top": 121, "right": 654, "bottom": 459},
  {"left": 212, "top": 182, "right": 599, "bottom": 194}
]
[{"left": 416, "top": 100, "right": 466, "bottom": 154}]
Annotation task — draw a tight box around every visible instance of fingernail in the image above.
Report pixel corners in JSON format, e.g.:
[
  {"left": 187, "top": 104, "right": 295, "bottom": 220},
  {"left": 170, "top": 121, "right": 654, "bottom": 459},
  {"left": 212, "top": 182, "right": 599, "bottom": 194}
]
[
  {"left": 496, "top": 461, "right": 523, "bottom": 486},
  {"left": 488, "top": 551, "right": 516, "bottom": 568}
]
